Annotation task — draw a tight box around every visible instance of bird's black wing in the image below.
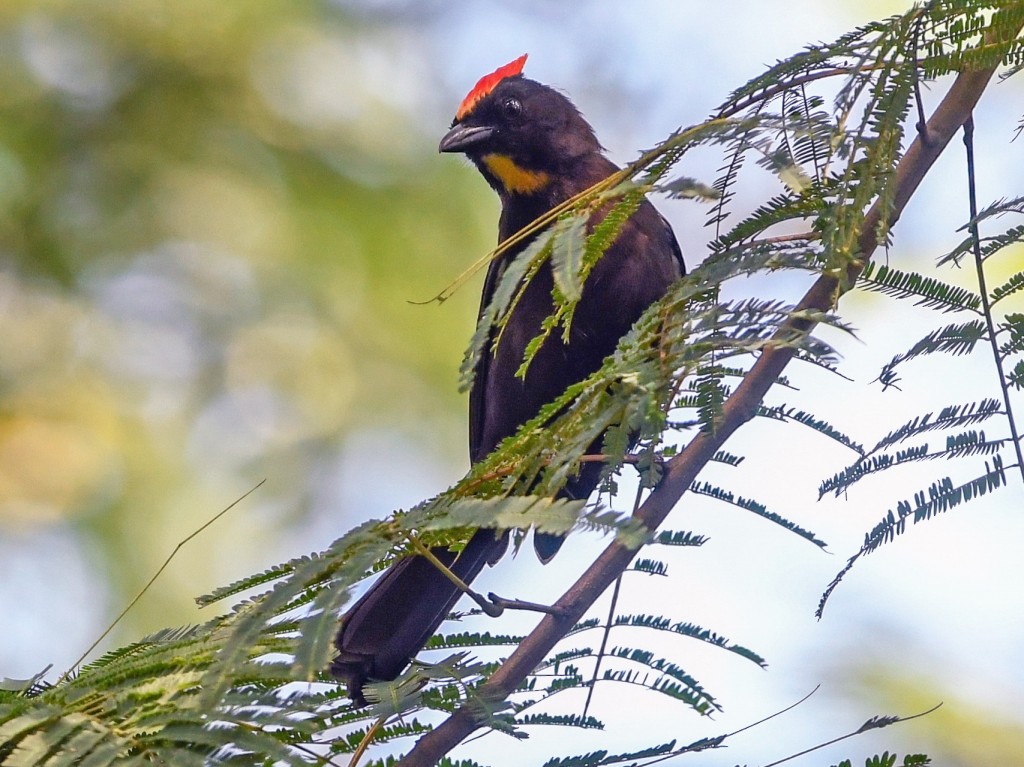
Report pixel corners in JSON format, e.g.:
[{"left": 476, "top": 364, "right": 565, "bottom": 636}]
[
  {"left": 658, "top": 210, "right": 686, "bottom": 277},
  {"left": 468, "top": 252, "right": 509, "bottom": 464}
]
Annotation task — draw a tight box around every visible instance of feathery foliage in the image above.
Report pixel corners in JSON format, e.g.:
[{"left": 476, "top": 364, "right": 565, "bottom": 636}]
[{"left": 5, "top": 2, "right": 1023, "bottom": 765}]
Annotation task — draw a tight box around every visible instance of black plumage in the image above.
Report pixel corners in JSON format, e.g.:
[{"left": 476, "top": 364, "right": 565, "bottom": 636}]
[{"left": 332, "top": 57, "right": 684, "bottom": 702}]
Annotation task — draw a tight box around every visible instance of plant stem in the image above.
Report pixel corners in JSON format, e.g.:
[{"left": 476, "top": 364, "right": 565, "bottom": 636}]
[{"left": 962, "top": 116, "right": 1024, "bottom": 482}]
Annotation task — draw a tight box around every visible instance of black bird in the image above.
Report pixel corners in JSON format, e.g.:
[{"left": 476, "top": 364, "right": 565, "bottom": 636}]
[{"left": 332, "top": 55, "right": 684, "bottom": 701}]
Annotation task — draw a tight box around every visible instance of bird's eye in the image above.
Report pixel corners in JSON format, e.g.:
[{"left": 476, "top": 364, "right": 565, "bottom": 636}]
[{"left": 502, "top": 98, "right": 522, "bottom": 119}]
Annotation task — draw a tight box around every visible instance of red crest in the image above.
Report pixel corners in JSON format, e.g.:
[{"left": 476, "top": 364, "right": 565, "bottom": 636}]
[{"left": 455, "top": 54, "right": 528, "bottom": 121}]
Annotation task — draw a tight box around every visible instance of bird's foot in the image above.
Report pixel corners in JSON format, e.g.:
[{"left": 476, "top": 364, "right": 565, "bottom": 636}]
[{"left": 485, "top": 592, "right": 565, "bottom": 616}]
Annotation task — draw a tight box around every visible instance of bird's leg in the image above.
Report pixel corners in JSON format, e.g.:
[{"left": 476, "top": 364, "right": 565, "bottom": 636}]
[
  {"left": 405, "top": 533, "right": 504, "bottom": 617},
  {"left": 484, "top": 593, "right": 565, "bottom": 616},
  {"left": 406, "top": 533, "right": 566, "bottom": 618}
]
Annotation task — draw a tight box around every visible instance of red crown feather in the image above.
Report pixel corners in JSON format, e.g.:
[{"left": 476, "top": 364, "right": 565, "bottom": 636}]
[{"left": 455, "top": 54, "right": 528, "bottom": 121}]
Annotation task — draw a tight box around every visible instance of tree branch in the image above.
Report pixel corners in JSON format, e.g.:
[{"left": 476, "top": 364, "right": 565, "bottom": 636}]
[{"left": 397, "top": 18, "right": 1021, "bottom": 766}]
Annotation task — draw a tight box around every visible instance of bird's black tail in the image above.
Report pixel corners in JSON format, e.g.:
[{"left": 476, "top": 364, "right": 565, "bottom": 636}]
[
  {"left": 332, "top": 460, "right": 605, "bottom": 702},
  {"left": 332, "top": 528, "right": 507, "bottom": 703}
]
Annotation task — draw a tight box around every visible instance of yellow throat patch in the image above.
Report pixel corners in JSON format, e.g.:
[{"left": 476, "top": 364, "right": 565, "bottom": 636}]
[{"left": 481, "top": 154, "right": 551, "bottom": 195}]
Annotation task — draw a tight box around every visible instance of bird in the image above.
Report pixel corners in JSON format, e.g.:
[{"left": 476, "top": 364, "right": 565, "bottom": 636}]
[{"left": 332, "top": 54, "right": 684, "bottom": 703}]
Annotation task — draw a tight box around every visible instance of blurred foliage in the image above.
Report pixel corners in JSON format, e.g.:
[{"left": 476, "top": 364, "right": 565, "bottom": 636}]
[
  {"left": 0, "top": 0, "right": 492, "bottom": 640},
  {"left": 837, "top": 661, "right": 1024, "bottom": 767}
]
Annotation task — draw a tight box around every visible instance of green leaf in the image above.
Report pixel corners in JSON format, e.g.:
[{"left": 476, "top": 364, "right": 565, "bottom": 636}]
[
  {"left": 1007, "top": 358, "right": 1024, "bottom": 390},
  {"left": 868, "top": 399, "right": 1003, "bottom": 453},
  {"left": 611, "top": 613, "right": 766, "bottom": 666},
  {"left": 758, "top": 404, "right": 865, "bottom": 454},
  {"left": 516, "top": 712, "right": 603, "bottom": 730},
  {"left": 425, "top": 631, "right": 524, "bottom": 650},
  {"left": 459, "top": 227, "right": 556, "bottom": 393},
  {"left": 878, "top": 320, "right": 988, "bottom": 389},
  {"left": 820, "top": 456, "right": 1009, "bottom": 616},
  {"left": 540, "top": 740, "right": 678, "bottom": 767},
  {"left": 629, "top": 558, "right": 669, "bottom": 577},
  {"left": 859, "top": 262, "right": 981, "bottom": 314},
  {"left": 659, "top": 176, "right": 722, "bottom": 200},
  {"left": 820, "top": 430, "right": 1005, "bottom": 497},
  {"left": 710, "top": 450, "right": 745, "bottom": 466},
  {"left": 691, "top": 481, "right": 828, "bottom": 548},
  {"left": 550, "top": 214, "right": 588, "bottom": 302},
  {"left": 653, "top": 529, "right": 708, "bottom": 547},
  {"left": 989, "top": 269, "right": 1024, "bottom": 304}
]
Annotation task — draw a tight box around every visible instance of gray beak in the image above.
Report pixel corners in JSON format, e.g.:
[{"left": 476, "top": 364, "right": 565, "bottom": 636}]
[{"left": 438, "top": 124, "right": 495, "bottom": 153}]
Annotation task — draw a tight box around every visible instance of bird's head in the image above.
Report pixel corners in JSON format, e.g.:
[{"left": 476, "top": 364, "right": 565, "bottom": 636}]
[{"left": 439, "top": 55, "right": 601, "bottom": 197}]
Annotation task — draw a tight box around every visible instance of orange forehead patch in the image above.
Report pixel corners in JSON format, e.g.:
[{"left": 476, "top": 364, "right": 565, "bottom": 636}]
[{"left": 455, "top": 54, "right": 528, "bottom": 121}]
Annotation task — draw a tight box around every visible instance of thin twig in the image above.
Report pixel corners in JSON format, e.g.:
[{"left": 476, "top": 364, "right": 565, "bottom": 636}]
[
  {"left": 582, "top": 481, "right": 644, "bottom": 717},
  {"left": 760, "top": 704, "right": 942, "bottom": 767},
  {"left": 963, "top": 116, "right": 1024, "bottom": 486},
  {"left": 57, "top": 479, "right": 266, "bottom": 684},
  {"left": 745, "top": 230, "right": 819, "bottom": 247},
  {"left": 348, "top": 715, "right": 387, "bottom": 767},
  {"left": 636, "top": 686, "right": 823, "bottom": 767},
  {"left": 580, "top": 573, "right": 620, "bottom": 719},
  {"left": 912, "top": 10, "right": 933, "bottom": 147},
  {"left": 576, "top": 452, "right": 662, "bottom": 468},
  {"left": 406, "top": 534, "right": 503, "bottom": 617}
]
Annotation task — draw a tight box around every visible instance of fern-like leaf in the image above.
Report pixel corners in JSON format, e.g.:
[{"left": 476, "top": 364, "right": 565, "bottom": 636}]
[
  {"left": 425, "top": 631, "right": 524, "bottom": 651},
  {"left": 653, "top": 529, "right": 708, "bottom": 547},
  {"left": 819, "top": 456, "right": 1008, "bottom": 616},
  {"left": 868, "top": 398, "right": 1003, "bottom": 453},
  {"left": 691, "top": 481, "right": 828, "bottom": 548},
  {"left": 550, "top": 214, "right": 588, "bottom": 303},
  {"left": 603, "top": 646, "right": 719, "bottom": 714},
  {"left": 611, "top": 614, "right": 766, "bottom": 667},
  {"left": 859, "top": 262, "right": 981, "bottom": 313},
  {"left": 990, "top": 270, "right": 1024, "bottom": 305},
  {"left": 756, "top": 404, "right": 865, "bottom": 453},
  {"left": 516, "top": 713, "right": 603, "bottom": 730},
  {"left": 878, "top": 320, "right": 988, "bottom": 390},
  {"left": 540, "top": 740, "right": 679, "bottom": 767},
  {"left": 820, "top": 430, "right": 1006, "bottom": 497},
  {"left": 629, "top": 558, "right": 669, "bottom": 577}
]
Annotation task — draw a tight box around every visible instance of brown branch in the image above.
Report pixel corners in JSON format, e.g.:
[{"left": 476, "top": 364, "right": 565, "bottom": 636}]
[{"left": 397, "top": 18, "right": 1021, "bottom": 767}]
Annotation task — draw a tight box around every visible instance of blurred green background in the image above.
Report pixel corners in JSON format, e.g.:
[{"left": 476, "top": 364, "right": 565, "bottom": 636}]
[
  {"left": 0, "top": 1, "right": 1021, "bottom": 765},
  {"left": 0, "top": 0, "right": 495, "bottom": 646}
]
